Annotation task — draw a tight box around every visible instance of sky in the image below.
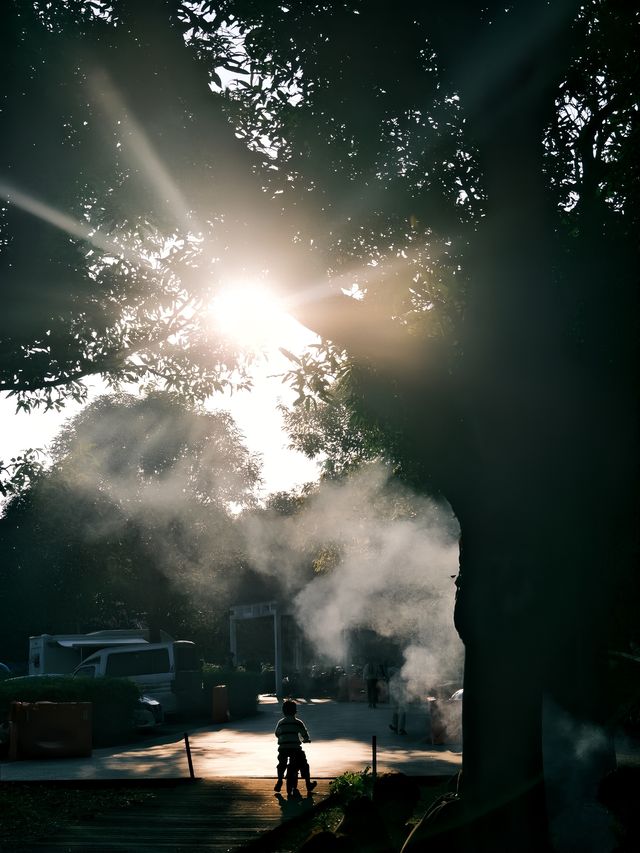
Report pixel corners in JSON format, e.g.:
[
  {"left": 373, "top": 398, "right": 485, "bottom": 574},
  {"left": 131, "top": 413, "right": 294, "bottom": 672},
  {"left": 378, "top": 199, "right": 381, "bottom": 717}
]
[{"left": 0, "top": 309, "right": 322, "bottom": 499}]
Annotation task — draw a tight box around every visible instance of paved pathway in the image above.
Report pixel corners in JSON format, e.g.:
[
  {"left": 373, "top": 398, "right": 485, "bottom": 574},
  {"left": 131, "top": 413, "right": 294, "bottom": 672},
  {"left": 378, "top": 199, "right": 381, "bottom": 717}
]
[
  {"left": 3, "top": 700, "right": 636, "bottom": 850},
  {"left": 0, "top": 697, "right": 461, "bottom": 851},
  {"left": 0, "top": 696, "right": 462, "bottom": 782}
]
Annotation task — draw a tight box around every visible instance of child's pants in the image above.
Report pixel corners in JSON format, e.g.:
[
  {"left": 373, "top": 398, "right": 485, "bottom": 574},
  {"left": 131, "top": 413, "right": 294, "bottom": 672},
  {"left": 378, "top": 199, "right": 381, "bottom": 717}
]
[{"left": 277, "top": 746, "right": 310, "bottom": 784}]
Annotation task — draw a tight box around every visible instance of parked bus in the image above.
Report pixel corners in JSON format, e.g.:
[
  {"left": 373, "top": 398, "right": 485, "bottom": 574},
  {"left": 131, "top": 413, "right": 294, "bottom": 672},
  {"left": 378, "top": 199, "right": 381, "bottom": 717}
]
[{"left": 28, "top": 629, "right": 174, "bottom": 676}]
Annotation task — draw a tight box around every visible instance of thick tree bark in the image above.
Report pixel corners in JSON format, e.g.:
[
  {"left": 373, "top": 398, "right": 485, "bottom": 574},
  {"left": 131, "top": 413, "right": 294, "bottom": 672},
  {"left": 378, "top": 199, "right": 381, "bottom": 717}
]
[{"left": 445, "top": 23, "right": 631, "bottom": 849}]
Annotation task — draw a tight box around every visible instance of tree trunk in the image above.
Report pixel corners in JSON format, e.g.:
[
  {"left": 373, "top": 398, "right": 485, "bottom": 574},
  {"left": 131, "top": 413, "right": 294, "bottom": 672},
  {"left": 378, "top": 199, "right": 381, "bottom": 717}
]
[{"left": 444, "top": 33, "right": 630, "bottom": 844}]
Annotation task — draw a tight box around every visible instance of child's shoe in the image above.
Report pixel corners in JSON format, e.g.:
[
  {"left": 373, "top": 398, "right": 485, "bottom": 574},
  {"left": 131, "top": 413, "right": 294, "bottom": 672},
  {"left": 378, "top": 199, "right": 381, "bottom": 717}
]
[{"left": 306, "top": 780, "right": 317, "bottom": 792}]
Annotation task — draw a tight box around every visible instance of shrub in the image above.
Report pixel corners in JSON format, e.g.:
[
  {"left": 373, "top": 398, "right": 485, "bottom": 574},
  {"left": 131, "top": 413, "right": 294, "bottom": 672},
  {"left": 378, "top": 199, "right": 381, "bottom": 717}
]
[
  {"left": 0, "top": 676, "right": 140, "bottom": 746},
  {"left": 329, "top": 767, "right": 374, "bottom": 804},
  {"left": 202, "top": 664, "right": 261, "bottom": 718}
]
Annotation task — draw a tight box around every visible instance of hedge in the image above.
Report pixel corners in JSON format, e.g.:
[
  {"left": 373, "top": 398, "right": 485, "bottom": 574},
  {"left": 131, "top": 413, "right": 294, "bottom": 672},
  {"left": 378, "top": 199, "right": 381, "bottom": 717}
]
[
  {"left": 0, "top": 676, "right": 141, "bottom": 746},
  {"left": 202, "top": 665, "right": 261, "bottom": 719}
]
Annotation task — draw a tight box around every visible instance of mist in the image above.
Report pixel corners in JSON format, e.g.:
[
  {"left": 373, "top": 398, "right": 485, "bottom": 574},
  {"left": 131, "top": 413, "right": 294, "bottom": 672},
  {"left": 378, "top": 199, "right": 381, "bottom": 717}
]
[
  {"left": 37, "top": 395, "right": 463, "bottom": 692},
  {"left": 243, "top": 463, "right": 463, "bottom": 692},
  {"left": 39, "top": 392, "right": 261, "bottom": 606}
]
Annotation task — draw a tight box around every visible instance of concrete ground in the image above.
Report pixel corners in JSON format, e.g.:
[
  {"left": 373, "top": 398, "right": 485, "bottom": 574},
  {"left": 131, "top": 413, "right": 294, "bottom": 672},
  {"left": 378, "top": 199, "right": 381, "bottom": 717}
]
[{"left": 0, "top": 695, "right": 462, "bottom": 782}]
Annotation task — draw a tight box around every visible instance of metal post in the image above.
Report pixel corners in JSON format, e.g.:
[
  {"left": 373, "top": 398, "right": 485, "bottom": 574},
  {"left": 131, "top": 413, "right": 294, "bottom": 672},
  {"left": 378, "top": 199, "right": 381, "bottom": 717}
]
[
  {"left": 184, "top": 732, "right": 195, "bottom": 780},
  {"left": 274, "top": 610, "right": 283, "bottom": 697}
]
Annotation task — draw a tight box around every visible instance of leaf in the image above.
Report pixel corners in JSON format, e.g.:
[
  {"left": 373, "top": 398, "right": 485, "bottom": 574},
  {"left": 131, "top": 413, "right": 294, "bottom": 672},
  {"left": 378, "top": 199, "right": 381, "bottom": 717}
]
[{"left": 279, "top": 347, "right": 302, "bottom": 365}]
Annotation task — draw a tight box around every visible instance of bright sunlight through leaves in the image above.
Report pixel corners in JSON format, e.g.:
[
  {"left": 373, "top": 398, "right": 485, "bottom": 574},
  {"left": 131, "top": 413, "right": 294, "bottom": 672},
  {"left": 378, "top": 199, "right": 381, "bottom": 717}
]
[{"left": 208, "top": 281, "right": 310, "bottom": 353}]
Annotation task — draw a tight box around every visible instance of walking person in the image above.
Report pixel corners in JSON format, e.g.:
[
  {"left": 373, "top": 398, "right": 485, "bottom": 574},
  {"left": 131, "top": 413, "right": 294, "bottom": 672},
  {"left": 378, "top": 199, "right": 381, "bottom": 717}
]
[
  {"left": 388, "top": 666, "right": 408, "bottom": 735},
  {"left": 274, "top": 699, "right": 318, "bottom": 796},
  {"left": 363, "top": 659, "right": 379, "bottom": 708}
]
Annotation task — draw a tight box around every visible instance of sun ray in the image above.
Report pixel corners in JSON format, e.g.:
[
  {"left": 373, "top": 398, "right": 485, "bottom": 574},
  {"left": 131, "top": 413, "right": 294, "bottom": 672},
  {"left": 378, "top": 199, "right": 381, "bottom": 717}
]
[
  {"left": 0, "top": 180, "right": 144, "bottom": 266},
  {"left": 88, "top": 69, "right": 195, "bottom": 235}
]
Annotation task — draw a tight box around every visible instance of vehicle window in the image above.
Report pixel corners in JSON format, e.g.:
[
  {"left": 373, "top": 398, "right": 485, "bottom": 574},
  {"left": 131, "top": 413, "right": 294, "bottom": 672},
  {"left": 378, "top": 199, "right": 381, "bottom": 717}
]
[
  {"left": 74, "top": 665, "right": 96, "bottom": 678},
  {"left": 106, "top": 648, "right": 170, "bottom": 677}
]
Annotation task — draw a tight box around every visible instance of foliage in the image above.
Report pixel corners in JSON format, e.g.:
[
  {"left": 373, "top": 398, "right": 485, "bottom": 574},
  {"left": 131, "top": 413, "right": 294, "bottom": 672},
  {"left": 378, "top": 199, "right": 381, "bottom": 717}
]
[
  {"left": 49, "top": 390, "right": 262, "bottom": 510},
  {"left": 0, "top": 1, "right": 265, "bottom": 418},
  {"left": 0, "top": 0, "right": 635, "bottom": 407},
  {"left": 0, "top": 449, "right": 45, "bottom": 497},
  {"left": 2, "top": 674, "right": 139, "bottom": 709},
  {"left": 202, "top": 664, "right": 261, "bottom": 718},
  {"left": 251, "top": 0, "right": 640, "bottom": 498},
  {"left": 0, "top": 675, "right": 140, "bottom": 746},
  {"left": 263, "top": 486, "right": 315, "bottom": 517},
  {"left": 0, "top": 0, "right": 473, "bottom": 431},
  {"left": 329, "top": 767, "right": 374, "bottom": 804},
  {"left": 280, "top": 374, "right": 407, "bottom": 483},
  {"left": 544, "top": 0, "right": 640, "bottom": 231}
]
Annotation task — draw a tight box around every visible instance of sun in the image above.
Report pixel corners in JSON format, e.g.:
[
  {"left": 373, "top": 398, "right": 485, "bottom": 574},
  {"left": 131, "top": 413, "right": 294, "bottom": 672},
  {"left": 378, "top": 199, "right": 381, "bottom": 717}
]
[{"left": 208, "top": 280, "right": 308, "bottom": 352}]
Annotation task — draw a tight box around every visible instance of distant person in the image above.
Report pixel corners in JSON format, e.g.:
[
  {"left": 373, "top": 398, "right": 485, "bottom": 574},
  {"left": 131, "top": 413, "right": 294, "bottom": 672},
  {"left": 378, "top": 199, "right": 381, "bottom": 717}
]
[
  {"left": 274, "top": 699, "right": 318, "bottom": 796},
  {"left": 363, "top": 660, "right": 379, "bottom": 708},
  {"left": 388, "top": 666, "right": 408, "bottom": 735}
]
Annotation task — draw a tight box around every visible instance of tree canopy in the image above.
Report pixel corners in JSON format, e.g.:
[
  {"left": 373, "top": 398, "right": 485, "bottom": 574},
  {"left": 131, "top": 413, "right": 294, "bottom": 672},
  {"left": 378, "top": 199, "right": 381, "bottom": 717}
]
[
  {"left": 0, "top": 391, "right": 261, "bottom": 658},
  {"left": 1, "top": 0, "right": 287, "bottom": 411}
]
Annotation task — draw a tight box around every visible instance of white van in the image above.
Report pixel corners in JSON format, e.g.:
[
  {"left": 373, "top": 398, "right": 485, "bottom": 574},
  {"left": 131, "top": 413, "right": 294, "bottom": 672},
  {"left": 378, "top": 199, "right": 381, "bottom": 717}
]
[{"left": 72, "top": 640, "right": 202, "bottom": 716}]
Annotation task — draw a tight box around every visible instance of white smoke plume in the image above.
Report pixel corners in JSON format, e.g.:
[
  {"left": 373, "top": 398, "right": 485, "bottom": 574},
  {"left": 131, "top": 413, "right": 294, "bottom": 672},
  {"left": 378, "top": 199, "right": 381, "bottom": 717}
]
[
  {"left": 401, "top": 645, "right": 450, "bottom": 702},
  {"left": 243, "top": 462, "right": 463, "bottom": 685},
  {"left": 41, "top": 396, "right": 463, "bottom": 689}
]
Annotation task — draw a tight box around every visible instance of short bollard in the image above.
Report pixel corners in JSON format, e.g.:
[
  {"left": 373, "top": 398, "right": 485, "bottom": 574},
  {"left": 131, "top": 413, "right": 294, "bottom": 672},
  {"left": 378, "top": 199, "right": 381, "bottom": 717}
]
[
  {"left": 212, "top": 684, "right": 230, "bottom": 724},
  {"left": 184, "top": 732, "right": 195, "bottom": 780}
]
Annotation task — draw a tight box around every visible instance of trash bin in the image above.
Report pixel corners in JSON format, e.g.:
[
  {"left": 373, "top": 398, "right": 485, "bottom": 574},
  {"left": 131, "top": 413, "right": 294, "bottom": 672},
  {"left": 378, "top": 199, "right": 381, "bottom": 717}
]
[
  {"left": 212, "top": 685, "right": 230, "bottom": 723},
  {"left": 9, "top": 701, "right": 92, "bottom": 760}
]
